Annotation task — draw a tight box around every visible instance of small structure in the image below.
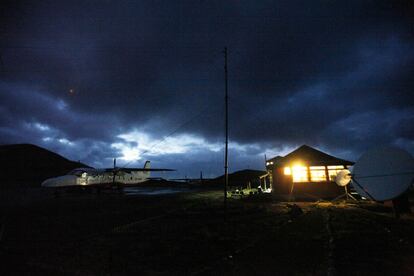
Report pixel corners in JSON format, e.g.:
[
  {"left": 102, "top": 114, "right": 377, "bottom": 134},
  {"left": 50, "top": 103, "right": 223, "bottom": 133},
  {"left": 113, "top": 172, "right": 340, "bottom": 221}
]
[
  {"left": 266, "top": 145, "right": 354, "bottom": 199},
  {"left": 212, "top": 169, "right": 268, "bottom": 196}
]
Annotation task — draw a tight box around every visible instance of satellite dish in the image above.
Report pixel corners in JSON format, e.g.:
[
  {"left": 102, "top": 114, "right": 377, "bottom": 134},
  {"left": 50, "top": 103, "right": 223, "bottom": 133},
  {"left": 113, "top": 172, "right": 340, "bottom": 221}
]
[
  {"left": 335, "top": 169, "right": 351, "bottom": 187},
  {"left": 352, "top": 146, "right": 414, "bottom": 201}
]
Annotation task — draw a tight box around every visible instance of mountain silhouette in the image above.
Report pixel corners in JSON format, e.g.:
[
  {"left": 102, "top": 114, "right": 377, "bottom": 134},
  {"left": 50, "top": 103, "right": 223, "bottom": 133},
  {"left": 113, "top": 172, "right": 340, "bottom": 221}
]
[{"left": 0, "top": 143, "right": 89, "bottom": 187}]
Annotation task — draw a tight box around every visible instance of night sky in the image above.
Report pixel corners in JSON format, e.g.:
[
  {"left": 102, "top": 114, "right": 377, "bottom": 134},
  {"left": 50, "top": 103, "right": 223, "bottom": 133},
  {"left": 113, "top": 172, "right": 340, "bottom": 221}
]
[{"left": 1, "top": 1, "right": 413, "bottom": 178}]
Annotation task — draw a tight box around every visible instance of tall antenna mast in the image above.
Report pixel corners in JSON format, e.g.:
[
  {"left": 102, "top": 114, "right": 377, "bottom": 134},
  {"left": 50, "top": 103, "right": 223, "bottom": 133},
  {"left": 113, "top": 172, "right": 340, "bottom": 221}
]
[{"left": 224, "top": 47, "right": 229, "bottom": 210}]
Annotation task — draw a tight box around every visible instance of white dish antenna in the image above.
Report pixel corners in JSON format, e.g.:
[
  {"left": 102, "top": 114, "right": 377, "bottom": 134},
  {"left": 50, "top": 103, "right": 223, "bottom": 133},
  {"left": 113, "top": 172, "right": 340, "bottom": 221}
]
[
  {"left": 352, "top": 146, "right": 414, "bottom": 201},
  {"left": 335, "top": 169, "right": 351, "bottom": 187}
]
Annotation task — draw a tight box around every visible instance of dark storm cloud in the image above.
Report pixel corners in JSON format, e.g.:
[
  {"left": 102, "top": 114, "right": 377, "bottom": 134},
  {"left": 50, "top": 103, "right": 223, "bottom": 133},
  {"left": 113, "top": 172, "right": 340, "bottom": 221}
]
[
  {"left": 229, "top": 35, "right": 414, "bottom": 144},
  {"left": 0, "top": 82, "right": 121, "bottom": 140},
  {"left": 0, "top": 0, "right": 413, "bottom": 176}
]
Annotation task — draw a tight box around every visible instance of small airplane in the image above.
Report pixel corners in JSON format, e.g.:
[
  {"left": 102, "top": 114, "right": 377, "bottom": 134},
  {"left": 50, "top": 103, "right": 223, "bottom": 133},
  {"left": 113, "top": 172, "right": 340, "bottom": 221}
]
[{"left": 41, "top": 159, "right": 174, "bottom": 190}]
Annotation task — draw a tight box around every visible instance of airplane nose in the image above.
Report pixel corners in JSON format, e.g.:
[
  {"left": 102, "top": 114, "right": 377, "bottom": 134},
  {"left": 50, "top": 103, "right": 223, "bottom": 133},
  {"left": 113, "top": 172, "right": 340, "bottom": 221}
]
[{"left": 41, "top": 178, "right": 56, "bottom": 187}]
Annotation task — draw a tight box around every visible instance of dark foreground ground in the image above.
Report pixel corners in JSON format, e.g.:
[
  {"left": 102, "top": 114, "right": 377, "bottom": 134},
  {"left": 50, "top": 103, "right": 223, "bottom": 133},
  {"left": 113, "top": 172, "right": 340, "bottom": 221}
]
[{"left": 1, "top": 188, "right": 414, "bottom": 275}]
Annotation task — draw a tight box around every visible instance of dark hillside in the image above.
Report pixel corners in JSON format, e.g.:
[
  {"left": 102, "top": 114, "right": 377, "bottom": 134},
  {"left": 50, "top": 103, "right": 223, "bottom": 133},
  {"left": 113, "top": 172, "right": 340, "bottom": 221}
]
[
  {"left": 208, "top": 169, "right": 267, "bottom": 188},
  {"left": 0, "top": 144, "right": 89, "bottom": 187}
]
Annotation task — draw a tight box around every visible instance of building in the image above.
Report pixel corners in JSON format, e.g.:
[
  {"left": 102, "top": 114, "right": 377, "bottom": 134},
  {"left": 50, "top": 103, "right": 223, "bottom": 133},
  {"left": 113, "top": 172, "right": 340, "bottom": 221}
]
[{"left": 266, "top": 145, "right": 354, "bottom": 199}]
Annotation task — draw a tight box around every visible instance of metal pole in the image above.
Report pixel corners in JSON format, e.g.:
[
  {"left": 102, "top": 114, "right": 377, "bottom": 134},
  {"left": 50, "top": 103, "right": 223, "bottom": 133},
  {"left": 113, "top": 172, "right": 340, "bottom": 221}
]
[
  {"left": 224, "top": 47, "right": 229, "bottom": 210},
  {"left": 351, "top": 178, "right": 375, "bottom": 201},
  {"left": 345, "top": 185, "right": 349, "bottom": 200},
  {"left": 0, "top": 52, "right": 5, "bottom": 76},
  {"left": 112, "top": 158, "right": 116, "bottom": 187}
]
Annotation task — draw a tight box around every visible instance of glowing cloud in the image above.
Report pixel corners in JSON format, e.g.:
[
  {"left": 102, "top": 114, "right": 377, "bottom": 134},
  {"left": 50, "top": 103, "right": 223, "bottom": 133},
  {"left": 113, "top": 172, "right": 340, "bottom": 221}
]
[
  {"left": 34, "top": 122, "right": 51, "bottom": 131},
  {"left": 112, "top": 130, "right": 222, "bottom": 161},
  {"left": 58, "top": 138, "right": 74, "bottom": 146}
]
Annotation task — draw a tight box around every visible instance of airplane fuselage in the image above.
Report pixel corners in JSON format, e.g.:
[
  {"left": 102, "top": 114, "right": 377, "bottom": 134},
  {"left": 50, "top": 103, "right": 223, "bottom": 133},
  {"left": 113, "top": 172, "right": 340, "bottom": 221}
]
[{"left": 41, "top": 168, "right": 150, "bottom": 188}]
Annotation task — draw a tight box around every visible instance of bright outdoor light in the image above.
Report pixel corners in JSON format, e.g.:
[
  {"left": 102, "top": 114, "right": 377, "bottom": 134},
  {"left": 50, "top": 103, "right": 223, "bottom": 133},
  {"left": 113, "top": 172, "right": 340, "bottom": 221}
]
[
  {"left": 284, "top": 167, "right": 291, "bottom": 175},
  {"left": 292, "top": 165, "right": 308, "bottom": 182}
]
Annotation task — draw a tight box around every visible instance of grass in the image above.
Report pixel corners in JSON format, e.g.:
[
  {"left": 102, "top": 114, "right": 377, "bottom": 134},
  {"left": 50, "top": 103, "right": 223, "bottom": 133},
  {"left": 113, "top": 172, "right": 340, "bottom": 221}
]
[{"left": 1, "top": 190, "right": 414, "bottom": 275}]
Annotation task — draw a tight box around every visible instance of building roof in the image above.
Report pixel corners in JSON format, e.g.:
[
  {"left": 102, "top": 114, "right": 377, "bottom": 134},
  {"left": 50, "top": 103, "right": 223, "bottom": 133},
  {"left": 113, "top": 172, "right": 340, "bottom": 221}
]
[
  {"left": 266, "top": 156, "right": 282, "bottom": 168},
  {"left": 266, "top": 156, "right": 283, "bottom": 163},
  {"left": 272, "top": 145, "right": 354, "bottom": 167}
]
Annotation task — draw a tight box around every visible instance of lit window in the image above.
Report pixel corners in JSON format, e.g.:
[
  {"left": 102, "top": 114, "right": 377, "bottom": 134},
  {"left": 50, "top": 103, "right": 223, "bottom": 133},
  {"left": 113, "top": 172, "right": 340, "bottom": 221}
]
[
  {"left": 327, "top": 165, "right": 344, "bottom": 181},
  {"left": 309, "top": 166, "right": 326, "bottom": 182},
  {"left": 284, "top": 167, "right": 291, "bottom": 175},
  {"left": 310, "top": 166, "right": 325, "bottom": 170},
  {"left": 292, "top": 166, "right": 308, "bottom": 182},
  {"left": 327, "top": 165, "right": 344, "bottom": 170}
]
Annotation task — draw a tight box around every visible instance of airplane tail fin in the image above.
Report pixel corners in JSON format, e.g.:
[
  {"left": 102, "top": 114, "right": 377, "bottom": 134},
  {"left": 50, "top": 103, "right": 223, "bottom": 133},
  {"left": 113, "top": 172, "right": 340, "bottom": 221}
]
[{"left": 144, "top": 161, "right": 150, "bottom": 169}]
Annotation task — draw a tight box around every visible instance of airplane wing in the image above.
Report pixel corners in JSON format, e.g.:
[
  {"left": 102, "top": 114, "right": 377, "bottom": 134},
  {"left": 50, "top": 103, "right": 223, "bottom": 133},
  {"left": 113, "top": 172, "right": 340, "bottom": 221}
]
[
  {"left": 104, "top": 168, "right": 175, "bottom": 173},
  {"left": 122, "top": 168, "right": 175, "bottom": 172},
  {"left": 124, "top": 168, "right": 175, "bottom": 172},
  {"left": 103, "top": 160, "right": 175, "bottom": 173}
]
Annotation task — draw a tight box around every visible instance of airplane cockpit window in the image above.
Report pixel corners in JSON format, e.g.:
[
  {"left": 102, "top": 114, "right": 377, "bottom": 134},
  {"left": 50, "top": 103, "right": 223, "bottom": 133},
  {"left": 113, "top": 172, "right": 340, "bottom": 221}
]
[{"left": 68, "top": 168, "right": 95, "bottom": 177}]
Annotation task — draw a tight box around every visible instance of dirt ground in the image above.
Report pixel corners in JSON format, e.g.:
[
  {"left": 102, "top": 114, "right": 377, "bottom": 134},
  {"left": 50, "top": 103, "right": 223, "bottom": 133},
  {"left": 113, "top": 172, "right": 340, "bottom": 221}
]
[{"left": 1, "top": 189, "right": 414, "bottom": 275}]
